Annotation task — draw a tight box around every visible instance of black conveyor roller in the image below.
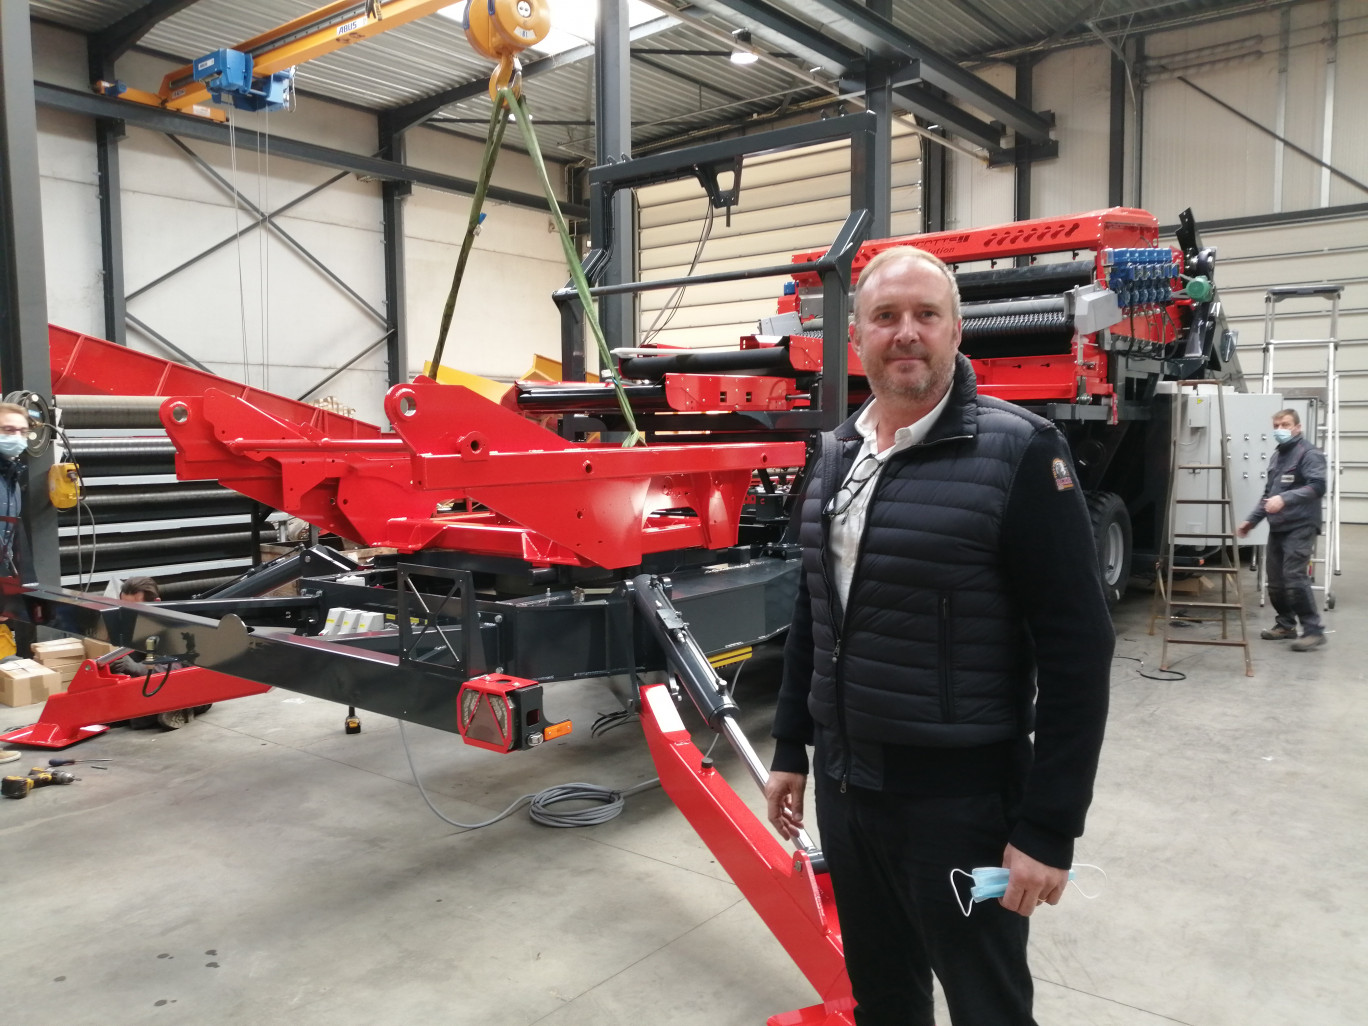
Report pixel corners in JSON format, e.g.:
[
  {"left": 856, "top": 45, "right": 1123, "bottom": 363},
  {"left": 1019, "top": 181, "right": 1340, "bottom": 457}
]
[
  {"left": 57, "top": 395, "right": 165, "bottom": 429},
  {"left": 67, "top": 438, "right": 178, "bottom": 476},
  {"left": 960, "top": 312, "right": 1074, "bottom": 359},
  {"left": 955, "top": 261, "right": 1095, "bottom": 303},
  {"left": 59, "top": 528, "right": 255, "bottom": 574},
  {"left": 962, "top": 311, "right": 1073, "bottom": 337},
  {"left": 517, "top": 383, "right": 667, "bottom": 412},
  {"left": 58, "top": 483, "right": 253, "bottom": 526},
  {"left": 618, "top": 346, "right": 798, "bottom": 381}
]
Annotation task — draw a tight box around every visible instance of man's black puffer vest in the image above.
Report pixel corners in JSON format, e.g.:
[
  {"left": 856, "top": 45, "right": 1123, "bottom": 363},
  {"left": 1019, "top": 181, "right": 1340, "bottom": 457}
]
[{"left": 799, "top": 354, "right": 1053, "bottom": 748}]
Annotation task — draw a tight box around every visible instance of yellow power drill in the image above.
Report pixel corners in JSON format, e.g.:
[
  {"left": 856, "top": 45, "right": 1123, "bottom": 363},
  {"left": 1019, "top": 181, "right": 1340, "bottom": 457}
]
[{"left": 2, "top": 767, "right": 77, "bottom": 799}]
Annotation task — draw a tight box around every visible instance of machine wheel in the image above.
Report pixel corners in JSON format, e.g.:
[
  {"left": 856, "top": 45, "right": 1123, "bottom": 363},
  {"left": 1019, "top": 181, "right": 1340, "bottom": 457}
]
[
  {"left": 193, "top": 704, "right": 213, "bottom": 716},
  {"left": 155, "top": 708, "right": 195, "bottom": 730},
  {"left": 1087, "top": 491, "right": 1132, "bottom": 607}
]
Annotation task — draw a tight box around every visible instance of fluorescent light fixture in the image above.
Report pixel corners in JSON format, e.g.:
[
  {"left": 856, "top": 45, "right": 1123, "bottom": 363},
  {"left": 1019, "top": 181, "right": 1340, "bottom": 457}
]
[{"left": 439, "top": 0, "right": 676, "bottom": 57}]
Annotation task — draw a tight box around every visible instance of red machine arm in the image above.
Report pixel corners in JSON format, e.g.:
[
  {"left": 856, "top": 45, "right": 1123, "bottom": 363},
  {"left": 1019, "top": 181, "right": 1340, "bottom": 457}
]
[{"left": 638, "top": 683, "right": 854, "bottom": 1026}]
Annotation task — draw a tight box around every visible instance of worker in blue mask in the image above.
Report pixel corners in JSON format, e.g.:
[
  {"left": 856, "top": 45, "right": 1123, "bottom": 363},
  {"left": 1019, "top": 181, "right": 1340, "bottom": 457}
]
[
  {"left": 1238, "top": 408, "right": 1328, "bottom": 651},
  {"left": 0, "top": 402, "right": 31, "bottom": 764},
  {"left": 0, "top": 402, "right": 31, "bottom": 579}
]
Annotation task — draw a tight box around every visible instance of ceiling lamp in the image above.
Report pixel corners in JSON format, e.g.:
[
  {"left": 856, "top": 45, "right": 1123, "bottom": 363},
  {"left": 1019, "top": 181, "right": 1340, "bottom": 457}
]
[{"left": 730, "top": 29, "right": 760, "bottom": 65}]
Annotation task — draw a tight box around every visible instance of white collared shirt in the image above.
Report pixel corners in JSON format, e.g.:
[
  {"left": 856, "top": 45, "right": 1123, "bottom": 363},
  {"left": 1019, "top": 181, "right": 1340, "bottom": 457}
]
[{"left": 829, "top": 388, "right": 952, "bottom": 610}]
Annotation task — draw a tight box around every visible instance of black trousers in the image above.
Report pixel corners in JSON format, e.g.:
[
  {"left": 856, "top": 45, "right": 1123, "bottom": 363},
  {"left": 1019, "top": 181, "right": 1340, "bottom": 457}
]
[
  {"left": 1266, "top": 525, "right": 1323, "bottom": 635},
  {"left": 815, "top": 770, "right": 1036, "bottom": 1026}
]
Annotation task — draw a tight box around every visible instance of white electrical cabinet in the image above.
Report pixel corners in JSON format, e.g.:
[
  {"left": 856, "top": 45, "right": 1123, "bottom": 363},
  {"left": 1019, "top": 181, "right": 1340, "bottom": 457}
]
[{"left": 1170, "top": 388, "right": 1284, "bottom": 547}]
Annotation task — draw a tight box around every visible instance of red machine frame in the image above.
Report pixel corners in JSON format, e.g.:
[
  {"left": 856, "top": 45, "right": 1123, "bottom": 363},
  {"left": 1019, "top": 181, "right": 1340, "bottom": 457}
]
[
  {"left": 784, "top": 208, "right": 1186, "bottom": 407},
  {"left": 38, "top": 319, "right": 849, "bottom": 1021},
  {"left": 52, "top": 329, "right": 804, "bottom": 568},
  {"left": 638, "top": 683, "right": 853, "bottom": 1026}
]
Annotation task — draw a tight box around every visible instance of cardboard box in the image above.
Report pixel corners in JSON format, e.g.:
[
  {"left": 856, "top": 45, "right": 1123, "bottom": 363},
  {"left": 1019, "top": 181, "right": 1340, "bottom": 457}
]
[
  {"left": 82, "top": 638, "right": 118, "bottom": 660},
  {"left": 31, "top": 638, "right": 88, "bottom": 689},
  {"left": 0, "top": 658, "right": 60, "bottom": 707},
  {"left": 1170, "top": 575, "right": 1215, "bottom": 596},
  {"left": 32, "top": 638, "right": 87, "bottom": 662}
]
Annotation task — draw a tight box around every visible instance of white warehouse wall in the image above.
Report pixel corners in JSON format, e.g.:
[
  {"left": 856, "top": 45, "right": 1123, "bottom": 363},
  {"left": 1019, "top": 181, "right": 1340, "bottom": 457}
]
[
  {"left": 403, "top": 127, "right": 573, "bottom": 386},
  {"left": 1142, "top": 2, "right": 1368, "bottom": 522},
  {"left": 31, "top": 22, "right": 567, "bottom": 427}
]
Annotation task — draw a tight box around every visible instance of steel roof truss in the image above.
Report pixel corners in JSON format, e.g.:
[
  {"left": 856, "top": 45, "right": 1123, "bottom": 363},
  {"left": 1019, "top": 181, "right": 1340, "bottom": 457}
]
[
  {"left": 89, "top": 0, "right": 205, "bottom": 65},
  {"left": 35, "top": 83, "right": 582, "bottom": 217},
  {"left": 688, "top": 0, "right": 855, "bottom": 72},
  {"left": 781, "top": 0, "right": 1054, "bottom": 141}
]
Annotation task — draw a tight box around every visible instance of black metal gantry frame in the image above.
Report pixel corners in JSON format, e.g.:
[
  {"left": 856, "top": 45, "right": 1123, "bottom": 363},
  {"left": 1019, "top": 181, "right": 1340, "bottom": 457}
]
[
  {"left": 554, "top": 111, "right": 877, "bottom": 434},
  {"left": 5, "top": 533, "right": 800, "bottom": 735}
]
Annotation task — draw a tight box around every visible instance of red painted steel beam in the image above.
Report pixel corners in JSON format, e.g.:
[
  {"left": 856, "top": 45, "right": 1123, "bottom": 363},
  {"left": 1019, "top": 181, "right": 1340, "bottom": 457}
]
[
  {"left": 787, "top": 207, "right": 1161, "bottom": 289},
  {"left": 49, "top": 325, "right": 383, "bottom": 439},
  {"left": 0, "top": 661, "right": 271, "bottom": 749},
  {"left": 637, "top": 684, "right": 854, "bottom": 1024}
]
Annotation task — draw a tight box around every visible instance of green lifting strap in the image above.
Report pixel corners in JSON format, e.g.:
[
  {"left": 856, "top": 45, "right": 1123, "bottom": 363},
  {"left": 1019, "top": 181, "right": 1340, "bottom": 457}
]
[
  {"left": 430, "top": 99, "right": 509, "bottom": 375},
  {"left": 427, "top": 87, "right": 642, "bottom": 448}
]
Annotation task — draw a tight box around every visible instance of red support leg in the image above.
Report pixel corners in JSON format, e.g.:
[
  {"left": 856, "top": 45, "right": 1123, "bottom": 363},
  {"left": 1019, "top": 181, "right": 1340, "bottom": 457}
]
[
  {"left": 637, "top": 683, "right": 855, "bottom": 1026},
  {"left": 0, "top": 660, "right": 271, "bottom": 749}
]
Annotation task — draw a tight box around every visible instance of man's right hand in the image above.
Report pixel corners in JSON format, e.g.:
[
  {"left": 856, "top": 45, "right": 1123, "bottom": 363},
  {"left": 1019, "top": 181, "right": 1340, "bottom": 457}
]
[
  {"left": 1236, "top": 520, "right": 1251, "bottom": 538},
  {"left": 764, "top": 771, "right": 807, "bottom": 841}
]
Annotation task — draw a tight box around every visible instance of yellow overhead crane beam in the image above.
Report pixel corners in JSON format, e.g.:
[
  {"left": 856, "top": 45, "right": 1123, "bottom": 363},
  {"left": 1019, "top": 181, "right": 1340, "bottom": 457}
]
[{"left": 94, "top": 0, "right": 468, "bottom": 119}]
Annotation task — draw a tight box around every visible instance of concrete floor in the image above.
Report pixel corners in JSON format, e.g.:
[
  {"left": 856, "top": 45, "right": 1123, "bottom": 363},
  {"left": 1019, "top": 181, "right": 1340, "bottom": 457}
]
[{"left": 2, "top": 528, "right": 1364, "bottom": 1026}]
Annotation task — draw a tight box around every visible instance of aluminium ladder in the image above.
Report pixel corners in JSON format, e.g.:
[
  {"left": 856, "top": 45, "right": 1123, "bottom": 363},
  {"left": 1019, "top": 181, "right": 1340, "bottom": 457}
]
[
  {"left": 1154, "top": 380, "right": 1254, "bottom": 676},
  {"left": 1259, "top": 285, "right": 1342, "bottom": 609}
]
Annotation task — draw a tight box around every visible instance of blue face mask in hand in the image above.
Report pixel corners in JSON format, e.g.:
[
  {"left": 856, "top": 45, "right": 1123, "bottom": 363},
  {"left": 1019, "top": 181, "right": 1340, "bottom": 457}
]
[
  {"left": 0, "top": 435, "right": 26, "bottom": 459},
  {"left": 1272, "top": 428, "right": 1294, "bottom": 445},
  {"left": 949, "top": 864, "right": 1103, "bottom": 917}
]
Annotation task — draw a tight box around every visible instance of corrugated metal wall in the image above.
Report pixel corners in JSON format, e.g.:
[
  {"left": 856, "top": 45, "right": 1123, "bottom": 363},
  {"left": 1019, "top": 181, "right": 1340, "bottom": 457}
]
[
  {"left": 1198, "top": 215, "right": 1368, "bottom": 524},
  {"left": 634, "top": 122, "right": 922, "bottom": 350}
]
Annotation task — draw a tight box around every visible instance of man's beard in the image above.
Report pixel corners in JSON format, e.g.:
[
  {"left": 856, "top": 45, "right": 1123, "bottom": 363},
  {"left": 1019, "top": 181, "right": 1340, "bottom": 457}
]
[{"left": 865, "top": 347, "right": 956, "bottom": 404}]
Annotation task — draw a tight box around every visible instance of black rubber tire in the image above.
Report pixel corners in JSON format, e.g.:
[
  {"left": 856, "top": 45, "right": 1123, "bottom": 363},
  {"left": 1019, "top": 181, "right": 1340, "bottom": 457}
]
[
  {"left": 193, "top": 704, "right": 213, "bottom": 716},
  {"left": 1087, "top": 491, "right": 1132, "bottom": 607},
  {"left": 155, "top": 708, "right": 195, "bottom": 730}
]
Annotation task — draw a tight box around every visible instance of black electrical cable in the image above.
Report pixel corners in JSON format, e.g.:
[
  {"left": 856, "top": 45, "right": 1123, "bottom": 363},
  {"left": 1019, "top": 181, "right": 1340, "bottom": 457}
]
[
  {"left": 140, "top": 662, "right": 175, "bottom": 698},
  {"left": 1113, "top": 653, "right": 1186, "bottom": 681},
  {"left": 590, "top": 706, "right": 638, "bottom": 737},
  {"left": 702, "top": 656, "right": 746, "bottom": 760},
  {"left": 398, "top": 718, "right": 660, "bottom": 831},
  {"left": 402, "top": 656, "right": 752, "bottom": 831},
  {"left": 640, "top": 199, "right": 716, "bottom": 349},
  {"left": 77, "top": 499, "right": 97, "bottom": 592},
  {"left": 53, "top": 424, "right": 96, "bottom": 592}
]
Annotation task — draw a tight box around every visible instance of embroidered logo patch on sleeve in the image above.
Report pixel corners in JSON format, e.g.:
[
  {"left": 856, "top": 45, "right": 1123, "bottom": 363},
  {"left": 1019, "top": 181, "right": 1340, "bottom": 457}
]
[{"left": 1051, "top": 457, "right": 1075, "bottom": 491}]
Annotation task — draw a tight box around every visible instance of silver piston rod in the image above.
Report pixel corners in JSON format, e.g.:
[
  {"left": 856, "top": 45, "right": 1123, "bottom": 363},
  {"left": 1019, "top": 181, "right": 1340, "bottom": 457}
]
[{"left": 629, "top": 574, "right": 824, "bottom": 866}]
